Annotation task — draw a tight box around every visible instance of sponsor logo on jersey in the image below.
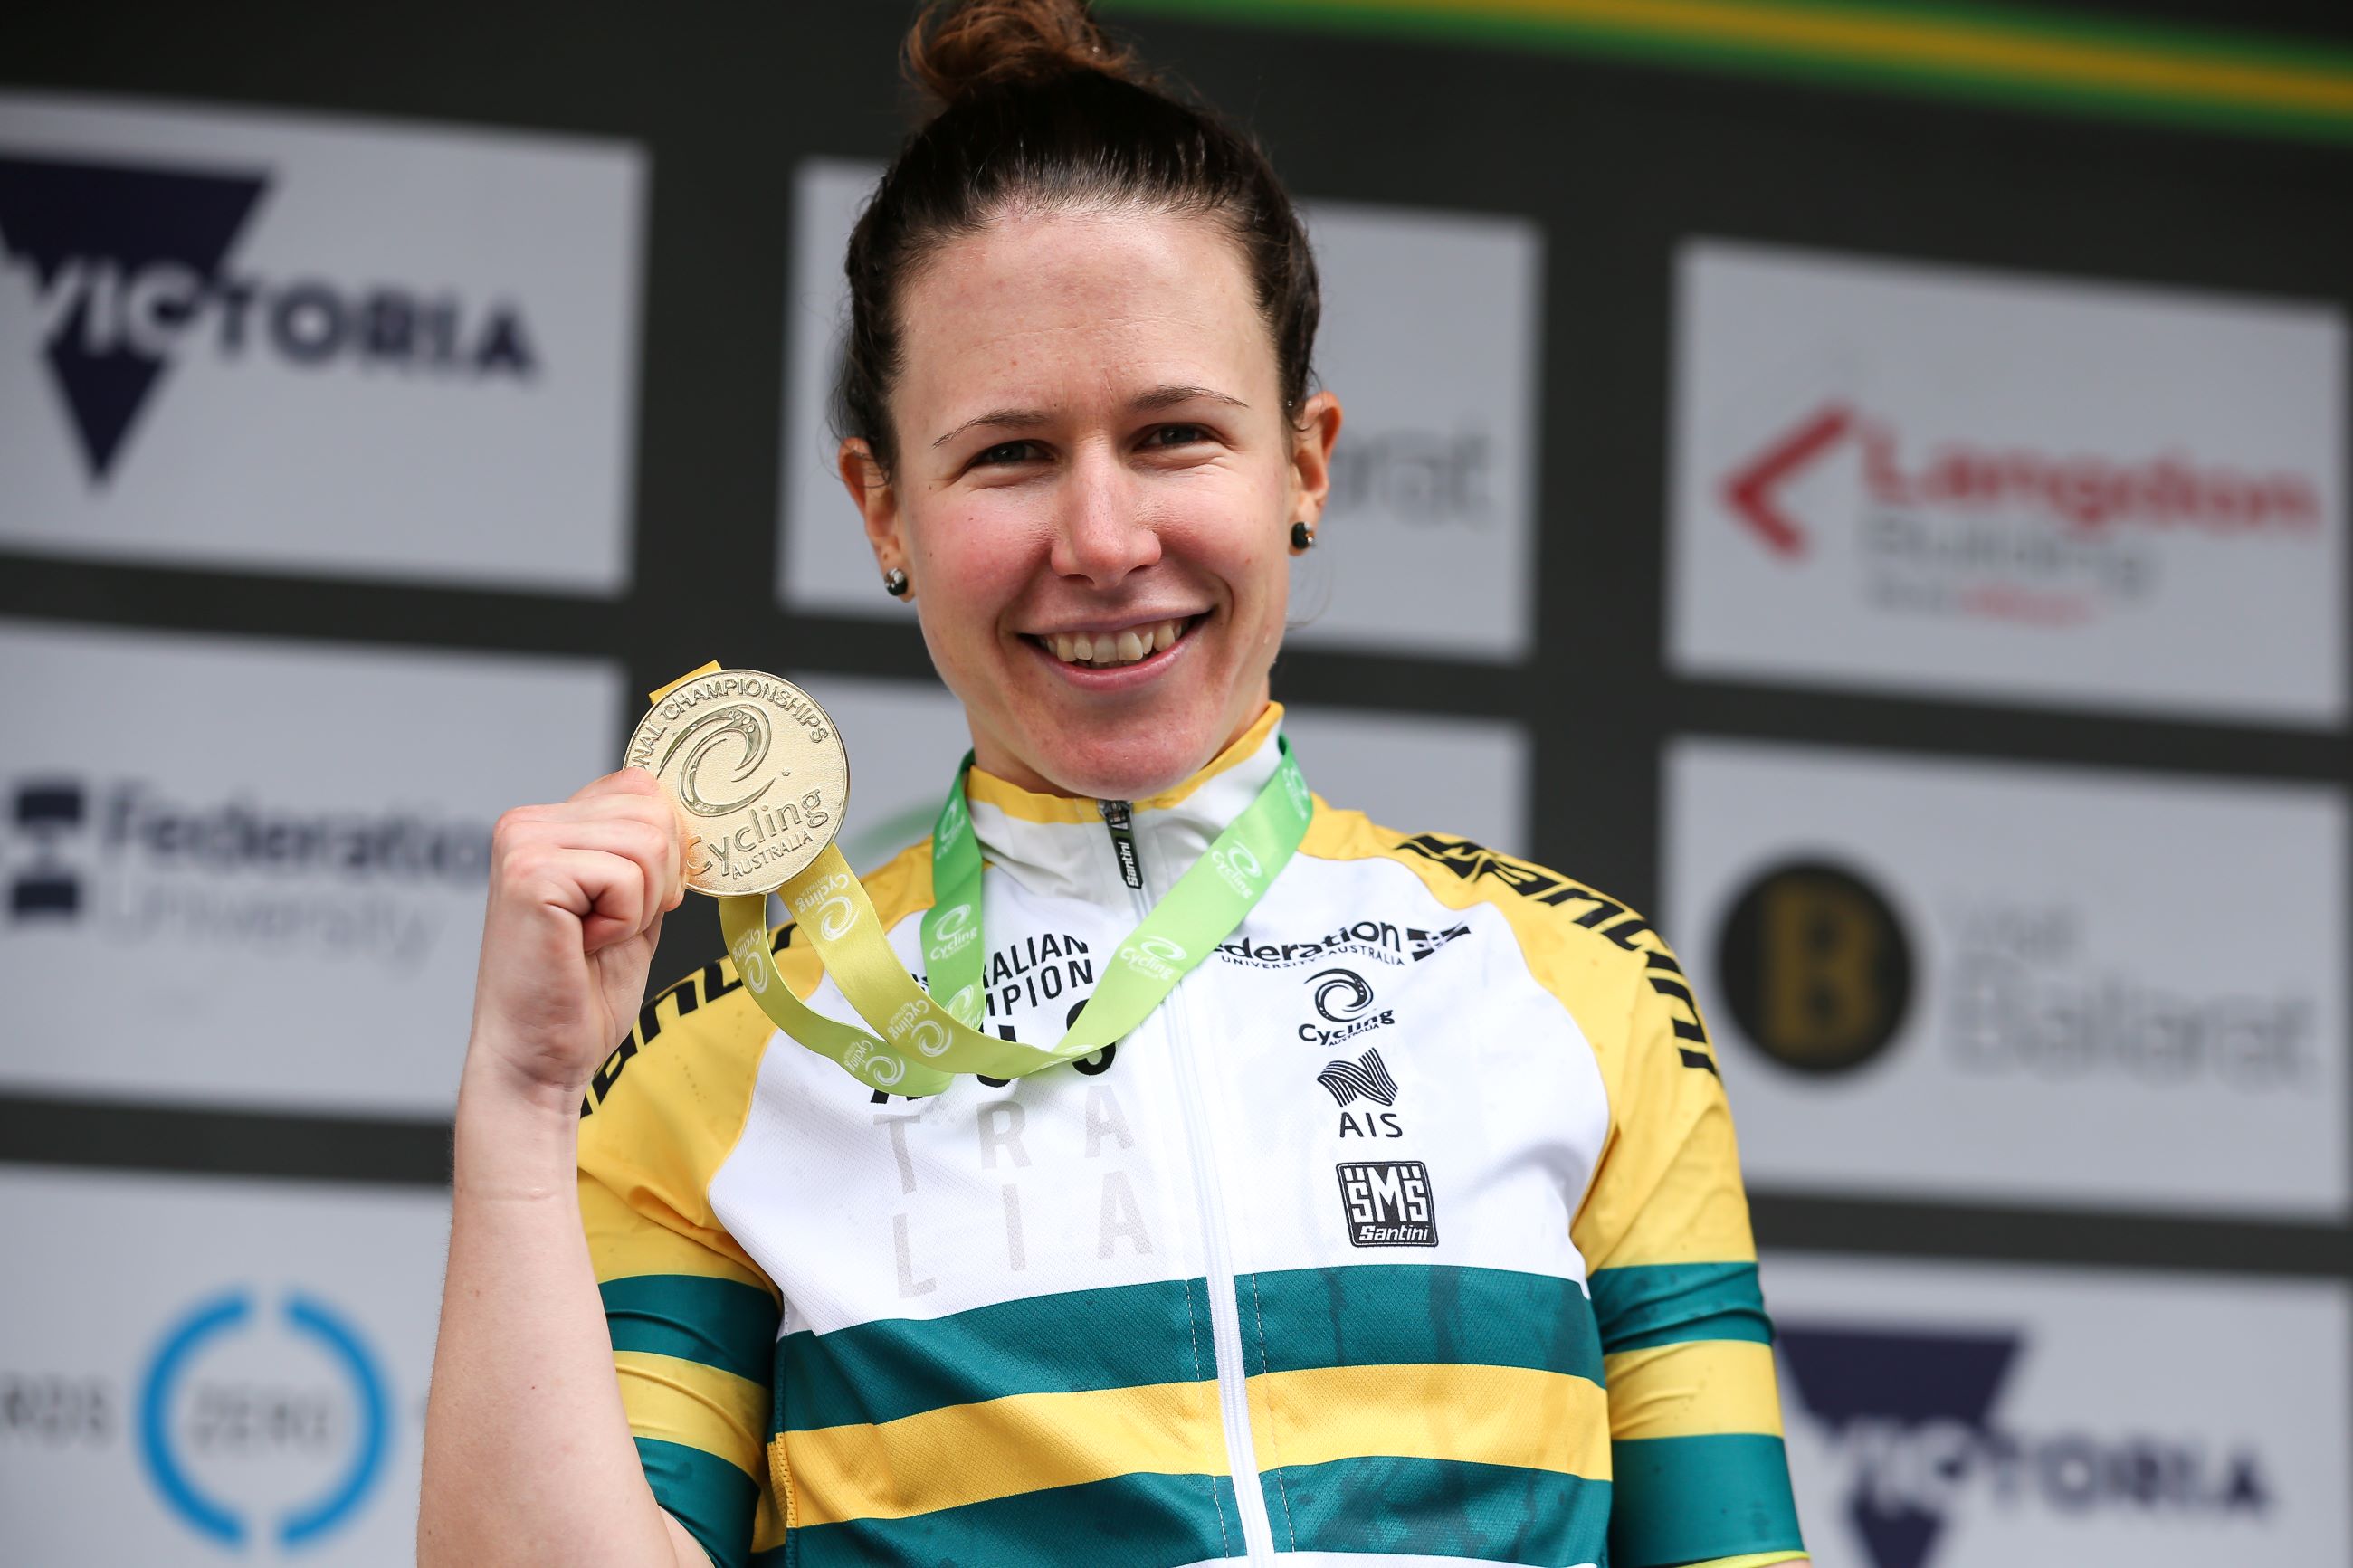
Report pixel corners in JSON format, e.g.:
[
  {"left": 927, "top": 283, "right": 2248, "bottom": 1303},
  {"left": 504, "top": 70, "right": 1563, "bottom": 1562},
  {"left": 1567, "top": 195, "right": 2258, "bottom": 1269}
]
[
  {"left": 0, "top": 152, "right": 539, "bottom": 484},
  {"left": 1318, "top": 1047, "right": 1397, "bottom": 1107},
  {"left": 1298, "top": 966, "right": 1396, "bottom": 1048},
  {"left": 1216, "top": 916, "right": 1410, "bottom": 968},
  {"left": 1394, "top": 834, "right": 1662, "bottom": 953},
  {"left": 1336, "top": 1160, "right": 1438, "bottom": 1247},
  {"left": 1779, "top": 1323, "right": 2273, "bottom": 1568},
  {"left": 1717, "top": 860, "right": 1913, "bottom": 1076}
]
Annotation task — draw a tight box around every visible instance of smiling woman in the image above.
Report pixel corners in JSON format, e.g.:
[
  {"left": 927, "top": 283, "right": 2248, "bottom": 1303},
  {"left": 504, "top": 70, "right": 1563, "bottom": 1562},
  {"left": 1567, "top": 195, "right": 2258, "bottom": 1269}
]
[{"left": 419, "top": 5, "right": 1808, "bottom": 1568}]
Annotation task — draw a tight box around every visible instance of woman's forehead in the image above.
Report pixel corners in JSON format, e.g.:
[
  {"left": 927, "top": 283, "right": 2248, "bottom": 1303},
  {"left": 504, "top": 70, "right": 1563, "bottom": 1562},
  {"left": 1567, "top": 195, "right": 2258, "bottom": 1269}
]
[{"left": 897, "top": 206, "right": 1272, "bottom": 411}]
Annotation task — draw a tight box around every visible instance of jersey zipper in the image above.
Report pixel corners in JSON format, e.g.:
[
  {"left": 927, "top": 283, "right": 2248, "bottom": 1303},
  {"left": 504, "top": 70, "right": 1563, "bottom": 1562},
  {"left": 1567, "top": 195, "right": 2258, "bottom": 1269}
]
[{"left": 1100, "top": 800, "right": 1276, "bottom": 1563}]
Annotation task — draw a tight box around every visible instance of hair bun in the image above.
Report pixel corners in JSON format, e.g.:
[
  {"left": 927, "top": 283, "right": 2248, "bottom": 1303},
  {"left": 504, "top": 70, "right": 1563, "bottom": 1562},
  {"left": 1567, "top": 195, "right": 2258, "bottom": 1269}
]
[{"left": 905, "top": 0, "right": 1143, "bottom": 106}]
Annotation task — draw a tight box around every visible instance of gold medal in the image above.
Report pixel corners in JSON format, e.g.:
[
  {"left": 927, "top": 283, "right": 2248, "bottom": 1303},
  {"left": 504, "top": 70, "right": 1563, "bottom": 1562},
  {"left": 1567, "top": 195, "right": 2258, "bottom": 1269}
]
[{"left": 624, "top": 666, "right": 849, "bottom": 896}]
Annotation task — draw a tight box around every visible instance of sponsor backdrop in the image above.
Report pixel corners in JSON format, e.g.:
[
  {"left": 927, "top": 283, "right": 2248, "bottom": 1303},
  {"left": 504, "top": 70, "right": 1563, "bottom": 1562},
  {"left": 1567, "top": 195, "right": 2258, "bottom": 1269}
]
[{"left": 4, "top": 1, "right": 2348, "bottom": 1563}]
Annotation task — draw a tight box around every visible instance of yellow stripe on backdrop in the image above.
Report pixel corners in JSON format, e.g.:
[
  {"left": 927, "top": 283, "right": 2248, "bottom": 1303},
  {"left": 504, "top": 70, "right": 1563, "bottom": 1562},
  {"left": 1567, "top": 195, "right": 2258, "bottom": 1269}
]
[
  {"left": 1604, "top": 1339, "right": 1789, "bottom": 1440},
  {"left": 782, "top": 1379, "right": 1229, "bottom": 1526},
  {"left": 1248, "top": 1362, "right": 1614, "bottom": 1478},
  {"left": 612, "top": 1349, "right": 770, "bottom": 1479}
]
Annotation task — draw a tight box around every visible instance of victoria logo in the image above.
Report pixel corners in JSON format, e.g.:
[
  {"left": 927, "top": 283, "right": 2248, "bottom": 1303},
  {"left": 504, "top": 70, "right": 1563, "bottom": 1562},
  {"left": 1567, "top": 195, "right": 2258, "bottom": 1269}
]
[
  {"left": 9, "top": 778, "right": 86, "bottom": 920},
  {"left": 1717, "top": 860, "right": 1913, "bottom": 1076},
  {"left": 0, "top": 152, "right": 538, "bottom": 484},
  {"left": 138, "top": 1288, "right": 389, "bottom": 1552},
  {"left": 1779, "top": 1322, "right": 2272, "bottom": 1568},
  {"left": 1299, "top": 966, "right": 1396, "bottom": 1048}
]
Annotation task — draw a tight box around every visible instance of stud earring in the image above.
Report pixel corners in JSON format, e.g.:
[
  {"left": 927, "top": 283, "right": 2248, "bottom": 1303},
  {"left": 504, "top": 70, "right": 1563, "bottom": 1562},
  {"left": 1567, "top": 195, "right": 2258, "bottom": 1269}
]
[
  {"left": 883, "top": 567, "right": 910, "bottom": 597},
  {"left": 1289, "top": 520, "right": 1316, "bottom": 553}
]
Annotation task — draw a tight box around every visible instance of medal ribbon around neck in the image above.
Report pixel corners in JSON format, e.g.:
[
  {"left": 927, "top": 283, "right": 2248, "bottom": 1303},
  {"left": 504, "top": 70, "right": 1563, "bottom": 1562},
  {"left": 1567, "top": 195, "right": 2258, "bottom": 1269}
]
[{"left": 641, "top": 665, "right": 1312, "bottom": 1096}]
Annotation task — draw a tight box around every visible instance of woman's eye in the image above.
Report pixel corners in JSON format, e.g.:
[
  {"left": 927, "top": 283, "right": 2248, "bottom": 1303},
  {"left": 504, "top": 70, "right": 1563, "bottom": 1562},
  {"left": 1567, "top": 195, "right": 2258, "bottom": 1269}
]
[
  {"left": 974, "top": 440, "right": 1039, "bottom": 467},
  {"left": 1146, "top": 424, "right": 1210, "bottom": 450}
]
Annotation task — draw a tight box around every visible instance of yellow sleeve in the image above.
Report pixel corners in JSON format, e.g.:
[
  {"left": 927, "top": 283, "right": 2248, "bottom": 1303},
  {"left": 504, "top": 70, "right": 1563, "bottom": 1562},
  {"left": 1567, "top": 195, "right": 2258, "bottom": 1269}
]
[
  {"left": 577, "top": 933, "right": 806, "bottom": 1568},
  {"left": 1563, "top": 928, "right": 1806, "bottom": 1568}
]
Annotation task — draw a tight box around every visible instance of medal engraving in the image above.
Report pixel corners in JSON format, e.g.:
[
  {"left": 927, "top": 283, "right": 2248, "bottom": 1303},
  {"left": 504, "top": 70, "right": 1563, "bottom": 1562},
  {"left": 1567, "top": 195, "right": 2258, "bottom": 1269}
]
[{"left": 625, "top": 669, "right": 849, "bottom": 895}]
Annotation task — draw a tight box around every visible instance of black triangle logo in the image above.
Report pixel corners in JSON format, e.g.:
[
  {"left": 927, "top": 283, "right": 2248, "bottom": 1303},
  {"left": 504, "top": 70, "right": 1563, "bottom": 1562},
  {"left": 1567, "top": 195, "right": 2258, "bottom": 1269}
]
[
  {"left": 1779, "top": 1324, "right": 2021, "bottom": 1568},
  {"left": 0, "top": 153, "right": 269, "bottom": 481}
]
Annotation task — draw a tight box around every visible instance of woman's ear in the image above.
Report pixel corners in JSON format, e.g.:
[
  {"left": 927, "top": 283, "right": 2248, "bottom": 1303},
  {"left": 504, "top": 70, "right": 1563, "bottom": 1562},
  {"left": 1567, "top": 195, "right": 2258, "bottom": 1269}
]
[
  {"left": 1288, "top": 390, "right": 1344, "bottom": 527},
  {"left": 839, "top": 437, "right": 911, "bottom": 599}
]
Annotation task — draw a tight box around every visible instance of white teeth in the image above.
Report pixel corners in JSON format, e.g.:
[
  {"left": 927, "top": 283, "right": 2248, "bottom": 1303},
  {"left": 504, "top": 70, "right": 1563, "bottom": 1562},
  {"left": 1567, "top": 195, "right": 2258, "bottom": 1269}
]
[{"left": 1045, "top": 617, "right": 1189, "bottom": 668}]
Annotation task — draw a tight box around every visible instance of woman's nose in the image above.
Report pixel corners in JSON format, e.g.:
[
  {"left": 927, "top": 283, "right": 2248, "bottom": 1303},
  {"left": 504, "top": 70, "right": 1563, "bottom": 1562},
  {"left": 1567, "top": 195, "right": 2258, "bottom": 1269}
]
[{"left": 1047, "top": 442, "right": 1161, "bottom": 586}]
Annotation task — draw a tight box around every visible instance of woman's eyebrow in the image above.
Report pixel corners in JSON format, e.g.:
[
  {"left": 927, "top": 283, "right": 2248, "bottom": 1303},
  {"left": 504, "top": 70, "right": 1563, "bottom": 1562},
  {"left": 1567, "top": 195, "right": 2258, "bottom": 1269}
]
[{"left": 931, "top": 385, "right": 1249, "bottom": 449}]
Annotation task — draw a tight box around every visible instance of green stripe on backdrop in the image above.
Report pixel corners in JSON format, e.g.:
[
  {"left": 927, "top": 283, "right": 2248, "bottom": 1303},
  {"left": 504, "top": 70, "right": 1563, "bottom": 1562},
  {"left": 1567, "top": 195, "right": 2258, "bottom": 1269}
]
[
  {"left": 1263, "top": 1455, "right": 1613, "bottom": 1563},
  {"left": 779, "top": 1277, "right": 1212, "bottom": 1431},
  {"left": 635, "top": 1437, "right": 760, "bottom": 1568},
  {"left": 1611, "top": 1432, "right": 1805, "bottom": 1567},
  {"left": 1236, "top": 1263, "right": 1603, "bottom": 1382},
  {"left": 765, "top": 1472, "right": 1243, "bottom": 1568},
  {"left": 600, "top": 1275, "right": 778, "bottom": 1387},
  {"left": 1588, "top": 1260, "right": 1773, "bottom": 1353},
  {"left": 1105, "top": 0, "right": 2353, "bottom": 146}
]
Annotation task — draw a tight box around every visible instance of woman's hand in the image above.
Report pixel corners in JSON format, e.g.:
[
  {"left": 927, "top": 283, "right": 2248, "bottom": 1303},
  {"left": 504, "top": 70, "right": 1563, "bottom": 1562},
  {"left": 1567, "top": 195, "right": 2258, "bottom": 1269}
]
[{"left": 463, "top": 767, "right": 686, "bottom": 1104}]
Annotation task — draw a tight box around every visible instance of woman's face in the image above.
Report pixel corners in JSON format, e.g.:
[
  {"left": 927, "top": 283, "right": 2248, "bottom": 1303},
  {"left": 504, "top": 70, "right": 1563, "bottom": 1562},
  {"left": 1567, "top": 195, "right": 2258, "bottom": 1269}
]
[{"left": 841, "top": 204, "right": 1339, "bottom": 801}]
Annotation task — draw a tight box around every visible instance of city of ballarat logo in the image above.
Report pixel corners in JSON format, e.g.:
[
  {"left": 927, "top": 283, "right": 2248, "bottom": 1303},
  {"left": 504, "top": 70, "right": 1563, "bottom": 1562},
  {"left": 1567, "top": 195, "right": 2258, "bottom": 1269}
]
[
  {"left": 1299, "top": 965, "right": 1396, "bottom": 1047},
  {"left": 1717, "top": 860, "right": 1913, "bottom": 1075},
  {"left": 1335, "top": 1160, "right": 1437, "bottom": 1247},
  {"left": 0, "top": 152, "right": 536, "bottom": 484},
  {"left": 1779, "top": 1324, "right": 2272, "bottom": 1568}
]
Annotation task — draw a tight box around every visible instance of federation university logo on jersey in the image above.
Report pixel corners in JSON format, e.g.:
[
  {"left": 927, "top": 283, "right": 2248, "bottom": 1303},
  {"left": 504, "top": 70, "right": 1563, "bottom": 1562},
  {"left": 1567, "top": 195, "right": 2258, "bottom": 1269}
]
[
  {"left": 0, "top": 151, "right": 536, "bottom": 483},
  {"left": 1336, "top": 1160, "right": 1438, "bottom": 1246}
]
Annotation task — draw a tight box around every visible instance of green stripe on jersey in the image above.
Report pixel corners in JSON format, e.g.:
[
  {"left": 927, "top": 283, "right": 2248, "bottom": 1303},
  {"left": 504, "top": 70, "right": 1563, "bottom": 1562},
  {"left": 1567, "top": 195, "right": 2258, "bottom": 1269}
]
[
  {"left": 1263, "top": 1455, "right": 1612, "bottom": 1563},
  {"left": 1237, "top": 1263, "right": 1603, "bottom": 1383},
  {"left": 780, "top": 1277, "right": 1212, "bottom": 1432},
  {"left": 635, "top": 1436, "right": 759, "bottom": 1568},
  {"left": 1610, "top": 1432, "right": 1805, "bottom": 1567},
  {"left": 601, "top": 1274, "right": 777, "bottom": 1386},
  {"left": 1588, "top": 1260, "right": 1772, "bottom": 1353},
  {"left": 764, "top": 1471, "right": 1242, "bottom": 1568}
]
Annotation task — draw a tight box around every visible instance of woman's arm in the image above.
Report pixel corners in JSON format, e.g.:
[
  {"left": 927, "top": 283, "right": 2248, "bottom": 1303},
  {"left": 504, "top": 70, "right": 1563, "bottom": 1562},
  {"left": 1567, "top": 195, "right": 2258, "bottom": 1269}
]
[{"left": 417, "top": 772, "right": 710, "bottom": 1568}]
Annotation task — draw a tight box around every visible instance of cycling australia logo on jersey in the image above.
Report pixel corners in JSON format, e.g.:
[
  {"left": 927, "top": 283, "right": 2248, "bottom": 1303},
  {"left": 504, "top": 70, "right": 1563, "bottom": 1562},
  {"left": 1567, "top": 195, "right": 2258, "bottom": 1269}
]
[
  {"left": 2, "top": 774, "right": 488, "bottom": 969},
  {"left": 1778, "top": 1322, "right": 2274, "bottom": 1568},
  {"left": 136, "top": 1287, "right": 392, "bottom": 1554},
  {"left": 0, "top": 152, "right": 537, "bottom": 485},
  {"left": 1335, "top": 1160, "right": 1439, "bottom": 1247},
  {"left": 1297, "top": 966, "right": 1396, "bottom": 1048}
]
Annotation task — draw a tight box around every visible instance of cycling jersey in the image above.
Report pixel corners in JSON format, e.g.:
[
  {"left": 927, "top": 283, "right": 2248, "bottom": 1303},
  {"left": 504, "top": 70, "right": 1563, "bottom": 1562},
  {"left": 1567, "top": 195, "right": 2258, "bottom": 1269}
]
[{"left": 577, "top": 702, "right": 1806, "bottom": 1568}]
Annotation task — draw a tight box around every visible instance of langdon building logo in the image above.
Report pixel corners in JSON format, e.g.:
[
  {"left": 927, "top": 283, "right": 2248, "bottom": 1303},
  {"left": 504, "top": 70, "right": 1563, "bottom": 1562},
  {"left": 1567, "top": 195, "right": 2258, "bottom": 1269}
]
[
  {"left": 1779, "top": 1322, "right": 2273, "bottom": 1568},
  {"left": 0, "top": 153, "right": 537, "bottom": 484},
  {"left": 1720, "top": 399, "right": 2320, "bottom": 629}
]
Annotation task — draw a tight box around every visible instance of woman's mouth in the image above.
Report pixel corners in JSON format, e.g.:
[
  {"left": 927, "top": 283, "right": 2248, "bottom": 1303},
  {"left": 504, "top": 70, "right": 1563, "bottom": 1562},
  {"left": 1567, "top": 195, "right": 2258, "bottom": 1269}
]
[{"left": 1030, "top": 615, "right": 1199, "bottom": 670}]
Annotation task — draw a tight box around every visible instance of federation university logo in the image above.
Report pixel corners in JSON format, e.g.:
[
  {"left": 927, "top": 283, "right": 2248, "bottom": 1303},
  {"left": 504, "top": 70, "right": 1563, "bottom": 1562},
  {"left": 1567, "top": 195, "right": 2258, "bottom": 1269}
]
[
  {"left": 0, "top": 152, "right": 536, "bottom": 483},
  {"left": 8, "top": 777, "right": 85, "bottom": 919}
]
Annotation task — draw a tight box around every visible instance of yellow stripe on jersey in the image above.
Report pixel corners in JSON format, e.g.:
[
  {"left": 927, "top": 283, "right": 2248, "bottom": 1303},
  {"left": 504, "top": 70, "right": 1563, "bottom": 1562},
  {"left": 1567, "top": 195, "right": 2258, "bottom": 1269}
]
[
  {"left": 613, "top": 1349, "right": 767, "bottom": 1482},
  {"left": 1246, "top": 1361, "right": 1612, "bottom": 1478},
  {"left": 579, "top": 1178, "right": 776, "bottom": 1295},
  {"left": 1605, "top": 1340, "right": 1788, "bottom": 1440},
  {"left": 781, "top": 1379, "right": 1228, "bottom": 1525}
]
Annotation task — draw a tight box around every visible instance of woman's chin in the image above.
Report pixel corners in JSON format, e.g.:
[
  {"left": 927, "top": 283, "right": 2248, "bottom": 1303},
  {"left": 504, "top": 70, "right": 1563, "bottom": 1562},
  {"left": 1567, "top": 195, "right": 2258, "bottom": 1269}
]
[{"left": 1016, "top": 716, "right": 1227, "bottom": 802}]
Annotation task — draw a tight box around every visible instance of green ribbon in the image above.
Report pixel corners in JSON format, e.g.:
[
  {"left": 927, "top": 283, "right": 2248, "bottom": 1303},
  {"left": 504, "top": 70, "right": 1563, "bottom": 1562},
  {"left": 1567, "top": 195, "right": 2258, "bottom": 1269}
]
[{"left": 720, "top": 736, "right": 1311, "bottom": 1094}]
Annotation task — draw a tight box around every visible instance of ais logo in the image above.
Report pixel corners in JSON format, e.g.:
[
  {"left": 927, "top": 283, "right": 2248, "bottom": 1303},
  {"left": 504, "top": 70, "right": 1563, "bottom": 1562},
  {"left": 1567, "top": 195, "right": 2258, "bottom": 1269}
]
[
  {"left": 0, "top": 153, "right": 537, "bottom": 483},
  {"left": 1780, "top": 1323, "right": 2272, "bottom": 1568}
]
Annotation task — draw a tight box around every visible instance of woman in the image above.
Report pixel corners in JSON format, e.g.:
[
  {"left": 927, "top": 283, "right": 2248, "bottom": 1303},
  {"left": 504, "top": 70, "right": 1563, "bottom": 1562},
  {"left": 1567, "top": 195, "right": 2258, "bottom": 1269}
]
[{"left": 420, "top": 5, "right": 1808, "bottom": 1566}]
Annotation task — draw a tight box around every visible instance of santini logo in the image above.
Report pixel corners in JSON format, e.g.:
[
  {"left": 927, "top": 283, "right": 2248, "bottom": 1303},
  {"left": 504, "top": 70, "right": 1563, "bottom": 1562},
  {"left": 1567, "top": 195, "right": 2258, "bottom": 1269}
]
[
  {"left": 1779, "top": 1324, "right": 2273, "bottom": 1568},
  {"left": 1335, "top": 1160, "right": 1437, "bottom": 1247},
  {"left": 0, "top": 153, "right": 538, "bottom": 483}
]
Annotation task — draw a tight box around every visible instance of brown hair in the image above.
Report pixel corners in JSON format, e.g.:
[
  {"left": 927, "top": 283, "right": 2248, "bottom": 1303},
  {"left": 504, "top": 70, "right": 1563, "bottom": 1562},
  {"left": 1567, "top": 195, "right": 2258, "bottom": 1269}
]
[{"left": 835, "top": 0, "right": 1321, "bottom": 475}]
